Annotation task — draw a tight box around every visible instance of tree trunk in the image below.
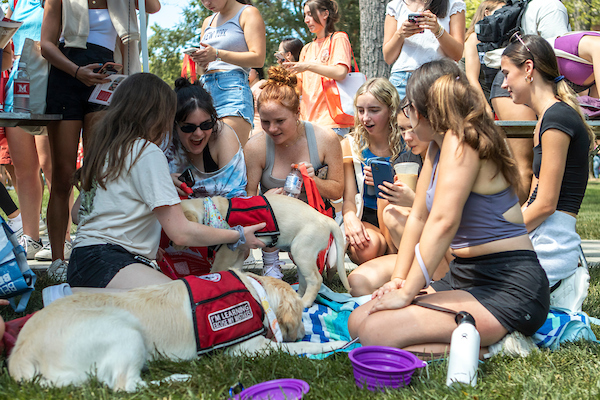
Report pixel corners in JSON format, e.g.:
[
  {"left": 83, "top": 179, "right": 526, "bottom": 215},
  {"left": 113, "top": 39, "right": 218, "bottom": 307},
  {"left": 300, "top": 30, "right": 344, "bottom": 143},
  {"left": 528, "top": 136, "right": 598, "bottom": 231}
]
[{"left": 359, "top": 0, "right": 391, "bottom": 79}]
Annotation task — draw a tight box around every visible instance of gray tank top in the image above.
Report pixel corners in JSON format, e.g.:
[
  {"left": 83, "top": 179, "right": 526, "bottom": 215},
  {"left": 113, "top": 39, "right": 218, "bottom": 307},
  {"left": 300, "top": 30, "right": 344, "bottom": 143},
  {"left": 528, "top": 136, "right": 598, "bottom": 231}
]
[
  {"left": 201, "top": 5, "right": 250, "bottom": 73},
  {"left": 260, "top": 121, "right": 323, "bottom": 201}
]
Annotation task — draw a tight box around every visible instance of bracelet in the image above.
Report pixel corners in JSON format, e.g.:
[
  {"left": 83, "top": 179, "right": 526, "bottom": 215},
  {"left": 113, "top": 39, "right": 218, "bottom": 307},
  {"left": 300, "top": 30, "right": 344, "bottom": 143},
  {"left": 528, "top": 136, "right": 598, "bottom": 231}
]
[
  {"left": 215, "top": 48, "right": 221, "bottom": 62},
  {"left": 74, "top": 66, "right": 81, "bottom": 79},
  {"left": 435, "top": 24, "right": 445, "bottom": 39},
  {"left": 415, "top": 243, "right": 432, "bottom": 289},
  {"left": 227, "top": 225, "right": 246, "bottom": 251}
]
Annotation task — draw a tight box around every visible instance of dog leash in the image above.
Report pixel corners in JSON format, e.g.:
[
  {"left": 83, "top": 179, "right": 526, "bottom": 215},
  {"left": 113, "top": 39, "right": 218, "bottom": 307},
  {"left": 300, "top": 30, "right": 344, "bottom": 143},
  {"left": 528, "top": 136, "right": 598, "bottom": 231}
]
[{"left": 246, "top": 277, "right": 283, "bottom": 342}]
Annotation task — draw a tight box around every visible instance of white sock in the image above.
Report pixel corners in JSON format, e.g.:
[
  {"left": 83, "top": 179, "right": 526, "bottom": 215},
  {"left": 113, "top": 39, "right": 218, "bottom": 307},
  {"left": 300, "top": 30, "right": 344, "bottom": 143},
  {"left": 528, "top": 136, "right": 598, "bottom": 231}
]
[
  {"left": 262, "top": 249, "right": 280, "bottom": 267},
  {"left": 8, "top": 213, "right": 22, "bottom": 227},
  {"left": 42, "top": 283, "right": 73, "bottom": 308}
]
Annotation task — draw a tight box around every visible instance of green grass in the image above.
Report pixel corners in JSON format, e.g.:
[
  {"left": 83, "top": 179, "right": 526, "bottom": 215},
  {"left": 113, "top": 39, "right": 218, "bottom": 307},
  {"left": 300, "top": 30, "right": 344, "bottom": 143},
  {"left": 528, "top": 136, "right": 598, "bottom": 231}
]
[{"left": 1, "top": 186, "right": 600, "bottom": 398}]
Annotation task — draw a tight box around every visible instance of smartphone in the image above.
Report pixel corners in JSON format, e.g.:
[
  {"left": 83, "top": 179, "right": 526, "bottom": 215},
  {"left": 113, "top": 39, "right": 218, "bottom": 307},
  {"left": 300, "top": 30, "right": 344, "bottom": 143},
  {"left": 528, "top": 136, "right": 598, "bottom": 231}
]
[
  {"left": 182, "top": 46, "right": 204, "bottom": 55},
  {"left": 177, "top": 167, "right": 195, "bottom": 188},
  {"left": 408, "top": 13, "right": 423, "bottom": 23},
  {"left": 97, "top": 62, "right": 122, "bottom": 75},
  {"left": 371, "top": 160, "right": 394, "bottom": 199}
]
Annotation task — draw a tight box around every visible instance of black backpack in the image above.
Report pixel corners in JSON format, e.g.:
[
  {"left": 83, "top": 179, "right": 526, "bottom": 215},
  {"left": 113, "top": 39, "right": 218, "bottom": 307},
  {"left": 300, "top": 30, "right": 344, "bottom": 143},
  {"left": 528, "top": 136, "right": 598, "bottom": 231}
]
[{"left": 475, "top": 0, "right": 531, "bottom": 53}]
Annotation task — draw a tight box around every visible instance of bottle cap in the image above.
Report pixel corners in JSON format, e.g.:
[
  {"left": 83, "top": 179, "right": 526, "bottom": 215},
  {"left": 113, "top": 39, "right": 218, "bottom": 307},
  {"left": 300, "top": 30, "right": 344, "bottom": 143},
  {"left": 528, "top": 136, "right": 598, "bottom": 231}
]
[{"left": 455, "top": 311, "right": 476, "bottom": 327}]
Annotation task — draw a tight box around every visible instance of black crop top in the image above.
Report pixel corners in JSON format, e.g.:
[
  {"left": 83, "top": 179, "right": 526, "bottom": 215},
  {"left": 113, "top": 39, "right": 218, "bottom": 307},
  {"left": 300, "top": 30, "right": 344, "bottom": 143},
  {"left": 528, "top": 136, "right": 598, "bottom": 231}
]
[
  {"left": 203, "top": 144, "right": 219, "bottom": 173},
  {"left": 528, "top": 102, "right": 589, "bottom": 214}
]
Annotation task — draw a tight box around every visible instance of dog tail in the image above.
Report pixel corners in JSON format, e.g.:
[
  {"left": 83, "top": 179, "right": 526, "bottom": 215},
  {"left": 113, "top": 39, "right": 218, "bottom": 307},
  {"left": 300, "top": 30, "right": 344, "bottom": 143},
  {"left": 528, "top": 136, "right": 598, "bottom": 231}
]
[{"left": 329, "top": 219, "right": 350, "bottom": 291}]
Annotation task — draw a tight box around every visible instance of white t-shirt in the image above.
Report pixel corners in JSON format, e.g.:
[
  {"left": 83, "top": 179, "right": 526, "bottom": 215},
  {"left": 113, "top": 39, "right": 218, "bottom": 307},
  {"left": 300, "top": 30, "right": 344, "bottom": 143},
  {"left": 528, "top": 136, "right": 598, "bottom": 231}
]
[
  {"left": 386, "top": 0, "right": 466, "bottom": 73},
  {"left": 521, "top": 0, "right": 569, "bottom": 39},
  {"left": 74, "top": 139, "right": 181, "bottom": 259}
]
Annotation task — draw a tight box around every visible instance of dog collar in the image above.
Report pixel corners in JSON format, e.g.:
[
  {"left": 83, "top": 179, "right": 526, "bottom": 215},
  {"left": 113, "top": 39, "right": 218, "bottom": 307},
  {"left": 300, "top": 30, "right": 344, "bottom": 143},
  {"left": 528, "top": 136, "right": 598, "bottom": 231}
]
[{"left": 247, "top": 276, "right": 283, "bottom": 343}]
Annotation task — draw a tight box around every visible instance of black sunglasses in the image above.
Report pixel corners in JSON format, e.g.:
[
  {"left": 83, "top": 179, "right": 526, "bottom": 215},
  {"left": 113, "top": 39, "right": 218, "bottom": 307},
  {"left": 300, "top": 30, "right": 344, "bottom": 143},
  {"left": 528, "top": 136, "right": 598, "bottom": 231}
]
[{"left": 177, "top": 119, "right": 216, "bottom": 133}]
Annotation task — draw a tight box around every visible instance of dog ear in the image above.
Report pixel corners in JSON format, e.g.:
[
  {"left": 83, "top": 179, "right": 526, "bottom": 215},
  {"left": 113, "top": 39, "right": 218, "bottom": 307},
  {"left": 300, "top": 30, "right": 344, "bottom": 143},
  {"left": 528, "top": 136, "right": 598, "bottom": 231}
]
[
  {"left": 252, "top": 274, "right": 304, "bottom": 342},
  {"left": 183, "top": 210, "right": 199, "bottom": 223}
]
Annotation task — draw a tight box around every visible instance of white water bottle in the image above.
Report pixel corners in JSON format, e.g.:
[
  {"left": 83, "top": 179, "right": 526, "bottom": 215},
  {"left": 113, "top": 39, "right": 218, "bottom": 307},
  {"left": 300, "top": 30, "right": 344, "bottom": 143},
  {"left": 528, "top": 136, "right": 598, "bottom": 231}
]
[
  {"left": 283, "top": 164, "right": 302, "bottom": 198},
  {"left": 446, "top": 311, "right": 480, "bottom": 387},
  {"left": 13, "top": 61, "right": 30, "bottom": 113}
]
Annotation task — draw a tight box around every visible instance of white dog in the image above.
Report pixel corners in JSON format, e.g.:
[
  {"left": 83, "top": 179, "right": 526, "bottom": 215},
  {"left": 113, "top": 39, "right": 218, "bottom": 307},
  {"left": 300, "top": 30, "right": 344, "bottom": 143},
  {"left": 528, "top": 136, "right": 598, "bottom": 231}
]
[
  {"left": 179, "top": 194, "right": 350, "bottom": 308},
  {"left": 9, "top": 271, "right": 347, "bottom": 392}
]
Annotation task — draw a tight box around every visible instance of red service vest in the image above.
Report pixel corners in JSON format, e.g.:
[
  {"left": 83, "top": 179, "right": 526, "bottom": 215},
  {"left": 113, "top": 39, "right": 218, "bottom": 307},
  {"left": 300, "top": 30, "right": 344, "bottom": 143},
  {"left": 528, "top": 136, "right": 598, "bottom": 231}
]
[
  {"left": 227, "top": 196, "right": 280, "bottom": 245},
  {"left": 181, "top": 271, "right": 266, "bottom": 354}
]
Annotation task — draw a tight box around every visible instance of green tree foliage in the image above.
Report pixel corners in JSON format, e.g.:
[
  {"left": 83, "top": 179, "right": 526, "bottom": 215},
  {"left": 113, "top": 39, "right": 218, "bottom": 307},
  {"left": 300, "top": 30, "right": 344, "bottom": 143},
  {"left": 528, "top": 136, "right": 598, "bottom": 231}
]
[{"left": 148, "top": 0, "right": 360, "bottom": 84}]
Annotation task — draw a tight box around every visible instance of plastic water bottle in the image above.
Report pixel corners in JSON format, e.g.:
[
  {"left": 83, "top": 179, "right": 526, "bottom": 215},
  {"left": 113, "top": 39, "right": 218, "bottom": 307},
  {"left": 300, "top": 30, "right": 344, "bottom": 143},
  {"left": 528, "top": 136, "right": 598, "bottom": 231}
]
[
  {"left": 13, "top": 61, "right": 30, "bottom": 113},
  {"left": 283, "top": 164, "right": 302, "bottom": 198},
  {"left": 446, "top": 311, "right": 480, "bottom": 387}
]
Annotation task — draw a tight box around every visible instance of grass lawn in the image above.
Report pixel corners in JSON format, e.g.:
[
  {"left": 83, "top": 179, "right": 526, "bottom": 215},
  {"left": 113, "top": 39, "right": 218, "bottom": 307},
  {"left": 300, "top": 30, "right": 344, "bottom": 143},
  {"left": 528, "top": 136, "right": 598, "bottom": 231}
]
[{"left": 0, "top": 184, "right": 600, "bottom": 398}]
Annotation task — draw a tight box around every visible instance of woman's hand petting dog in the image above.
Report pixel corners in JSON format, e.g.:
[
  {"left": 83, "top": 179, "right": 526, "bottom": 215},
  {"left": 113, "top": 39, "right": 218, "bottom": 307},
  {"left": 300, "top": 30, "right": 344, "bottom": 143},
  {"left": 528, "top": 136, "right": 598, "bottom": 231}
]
[{"left": 241, "top": 223, "right": 268, "bottom": 251}]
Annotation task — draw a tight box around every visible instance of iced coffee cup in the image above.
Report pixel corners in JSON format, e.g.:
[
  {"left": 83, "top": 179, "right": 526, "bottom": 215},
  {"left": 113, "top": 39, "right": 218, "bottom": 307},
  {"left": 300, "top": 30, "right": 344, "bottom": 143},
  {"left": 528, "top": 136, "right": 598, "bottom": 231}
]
[{"left": 393, "top": 162, "right": 419, "bottom": 192}]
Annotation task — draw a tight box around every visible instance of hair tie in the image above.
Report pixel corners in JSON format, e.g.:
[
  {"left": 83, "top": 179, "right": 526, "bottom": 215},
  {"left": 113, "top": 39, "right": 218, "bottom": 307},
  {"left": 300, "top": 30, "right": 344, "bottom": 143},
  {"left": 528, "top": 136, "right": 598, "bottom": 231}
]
[{"left": 554, "top": 75, "right": 565, "bottom": 83}]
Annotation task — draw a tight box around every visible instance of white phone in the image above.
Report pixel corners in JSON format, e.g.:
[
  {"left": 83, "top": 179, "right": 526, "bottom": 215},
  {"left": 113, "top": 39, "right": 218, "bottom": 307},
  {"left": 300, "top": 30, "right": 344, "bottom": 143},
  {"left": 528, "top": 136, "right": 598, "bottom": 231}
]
[{"left": 182, "top": 46, "right": 203, "bottom": 56}]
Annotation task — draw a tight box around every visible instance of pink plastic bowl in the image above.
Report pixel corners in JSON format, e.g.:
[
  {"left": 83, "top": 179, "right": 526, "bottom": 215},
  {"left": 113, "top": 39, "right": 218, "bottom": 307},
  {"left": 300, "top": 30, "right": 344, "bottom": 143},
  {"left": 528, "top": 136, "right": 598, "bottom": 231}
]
[{"left": 348, "top": 346, "right": 426, "bottom": 391}]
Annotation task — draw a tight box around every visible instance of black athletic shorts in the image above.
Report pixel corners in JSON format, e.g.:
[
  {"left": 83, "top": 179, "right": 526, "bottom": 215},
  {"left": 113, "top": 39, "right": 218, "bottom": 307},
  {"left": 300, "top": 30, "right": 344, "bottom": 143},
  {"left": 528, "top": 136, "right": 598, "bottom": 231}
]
[
  {"left": 46, "top": 42, "right": 114, "bottom": 120},
  {"left": 68, "top": 244, "right": 152, "bottom": 288},
  {"left": 431, "top": 250, "right": 550, "bottom": 336},
  {"left": 361, "top": 206, "right": 379, "bottom": 229}
]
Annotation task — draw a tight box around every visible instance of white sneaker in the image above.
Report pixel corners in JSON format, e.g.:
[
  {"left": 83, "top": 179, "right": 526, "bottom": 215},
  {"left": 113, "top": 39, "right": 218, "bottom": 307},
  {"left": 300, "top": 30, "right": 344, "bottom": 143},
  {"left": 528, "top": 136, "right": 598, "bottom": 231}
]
[
  {"left": 484, "top": 331, "right": 538, "bottom": 359},
  {"left": 35, "top": 240, "right": 72, "bottom": 261},
  {"left": 47, "top": 259, "right": 68, "bottom": 282},
  {"left": 6, "top": 217, "right": 23, "bottom": 239},
  {"left": 18, "top": 235, "right": 43, "bottom": 260},
  {"left": 263, "top": 260, "right": 284, "bottom": 279},
  {"left": 550, "top": 267, "right": 590, "bottom": 314},
  {"left": 42, "top": 283, "right": 73, "bottom": 307},
  {"left": 39, "top": 217, "right": 47, "bottom": 236}
]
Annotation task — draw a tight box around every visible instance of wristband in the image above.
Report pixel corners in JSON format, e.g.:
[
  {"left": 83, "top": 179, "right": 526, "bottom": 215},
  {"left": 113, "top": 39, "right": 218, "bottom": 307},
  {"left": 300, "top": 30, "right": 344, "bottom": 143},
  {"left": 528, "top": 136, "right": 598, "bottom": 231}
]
[
  {"left": 227, "top": 225, "right": 246, "bottom": 251},
  {"left": 215, "top": 49, "right": 221, "bottom": 62},
  {"left": 74, "top": 66, "right": 81, "bottom": 79},
  {"left": 415, "top": 243, "right": 432, "bottom": 289},
  {"left": 435, "top": 25, "right": 445, "bottom": 39}
]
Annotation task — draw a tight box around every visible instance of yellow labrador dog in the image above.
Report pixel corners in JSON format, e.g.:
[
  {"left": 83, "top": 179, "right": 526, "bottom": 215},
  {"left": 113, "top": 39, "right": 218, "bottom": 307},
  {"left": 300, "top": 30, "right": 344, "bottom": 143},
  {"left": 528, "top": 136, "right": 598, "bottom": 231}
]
[
  {"left": 180, "top": 194, "right": 350, "bottom": 308},
  {"left": 9, "top": 271, "right": 347, "bottom": 392}
]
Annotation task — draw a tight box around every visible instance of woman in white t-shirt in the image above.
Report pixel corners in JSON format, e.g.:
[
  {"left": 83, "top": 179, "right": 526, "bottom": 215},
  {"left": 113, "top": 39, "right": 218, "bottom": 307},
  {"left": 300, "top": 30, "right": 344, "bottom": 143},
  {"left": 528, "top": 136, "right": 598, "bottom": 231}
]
[
  {"left": 68, "top": 73, "right": 265, "bottom": 289},
  {"left": 383, "top": 0, "right": 466, "bottom": 99}
]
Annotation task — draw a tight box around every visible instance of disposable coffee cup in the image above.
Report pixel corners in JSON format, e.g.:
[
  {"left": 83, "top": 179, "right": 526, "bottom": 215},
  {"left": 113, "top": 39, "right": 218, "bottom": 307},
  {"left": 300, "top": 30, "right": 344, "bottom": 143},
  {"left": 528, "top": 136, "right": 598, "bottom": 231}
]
[{"left": 393, "top": 162, "right": 419, "bottom": 192}]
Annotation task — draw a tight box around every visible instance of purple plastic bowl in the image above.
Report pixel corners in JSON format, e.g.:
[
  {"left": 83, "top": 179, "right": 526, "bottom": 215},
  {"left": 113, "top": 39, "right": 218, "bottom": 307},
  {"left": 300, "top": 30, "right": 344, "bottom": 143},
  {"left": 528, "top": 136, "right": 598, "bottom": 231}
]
[
  {"left": 348, "top": 346, "right": 426, "bottom": 391},
  {"left": 231, "top": 379, "right": 310, "bottom": 400}
]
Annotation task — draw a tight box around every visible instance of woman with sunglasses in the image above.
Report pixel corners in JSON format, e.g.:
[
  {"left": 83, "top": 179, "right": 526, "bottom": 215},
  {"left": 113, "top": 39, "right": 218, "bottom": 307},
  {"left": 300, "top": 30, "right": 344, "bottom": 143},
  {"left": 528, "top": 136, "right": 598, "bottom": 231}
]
[
  {"left": 501, "top": 35, "right": 594, "bottom": 313},
  {"left": 383, "top": 0, "right": 466, "bottom": 99},
  {"left": 165, "top": 77, "right": 247, "bottom": 199},
  {"left": 348, "top": 59, "right": 549, "bottom": 356}
]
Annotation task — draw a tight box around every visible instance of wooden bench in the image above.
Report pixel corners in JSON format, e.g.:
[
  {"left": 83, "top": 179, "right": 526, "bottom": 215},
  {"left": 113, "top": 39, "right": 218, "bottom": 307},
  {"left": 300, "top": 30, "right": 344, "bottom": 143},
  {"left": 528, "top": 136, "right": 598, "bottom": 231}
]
[{"left": 496, "top": 120, "right": 600, "bottom": 138}]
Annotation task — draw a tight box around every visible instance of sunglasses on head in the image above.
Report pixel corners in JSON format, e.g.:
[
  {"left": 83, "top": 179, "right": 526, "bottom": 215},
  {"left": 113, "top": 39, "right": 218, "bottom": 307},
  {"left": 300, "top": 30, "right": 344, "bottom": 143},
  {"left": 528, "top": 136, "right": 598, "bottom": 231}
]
[
  {"left": 177, "top": 119, "right": 216, "bottom": 133},
  {"left": 510, "top": 32, "right": 535, "bottom": 63}
]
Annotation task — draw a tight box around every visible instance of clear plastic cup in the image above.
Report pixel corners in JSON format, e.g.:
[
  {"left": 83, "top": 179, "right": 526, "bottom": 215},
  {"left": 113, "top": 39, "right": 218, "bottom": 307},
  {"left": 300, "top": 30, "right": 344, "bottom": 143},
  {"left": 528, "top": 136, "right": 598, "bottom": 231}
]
[{"left": 393, "top": 162, "right": 419, "bottom": 192}]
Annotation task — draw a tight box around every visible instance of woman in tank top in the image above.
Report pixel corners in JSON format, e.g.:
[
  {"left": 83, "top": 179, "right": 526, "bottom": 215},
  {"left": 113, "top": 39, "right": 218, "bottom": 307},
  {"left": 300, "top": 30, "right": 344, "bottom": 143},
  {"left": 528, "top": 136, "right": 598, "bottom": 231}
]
[
  {"left": 188, "top": 0, "right": 266, "bottom": 147},
  {"left": 501, "top": 34, "right": 595, "bottom": 312},
  {"left": 341, "top": 78, "right": 411, "bottom": 265},
  {"left": 348, "top": 59, "right": 549, "bottom": 357},
  {"left": 244, "top": 66, "right": 343, "bottom": 278}
]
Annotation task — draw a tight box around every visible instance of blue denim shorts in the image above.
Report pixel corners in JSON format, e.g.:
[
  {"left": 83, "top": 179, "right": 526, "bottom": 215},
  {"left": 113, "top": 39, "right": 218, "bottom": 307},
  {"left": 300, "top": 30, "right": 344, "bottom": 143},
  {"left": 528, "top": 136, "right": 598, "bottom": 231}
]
[
  {"left": 389, "top": 71, "right": 412, "bottom": 100},
  {"left": 68, "top": 244, "right": 150, "bottom": 288},
  {"left": 200, "top": 70, "right": 254, "bottom": 126}
]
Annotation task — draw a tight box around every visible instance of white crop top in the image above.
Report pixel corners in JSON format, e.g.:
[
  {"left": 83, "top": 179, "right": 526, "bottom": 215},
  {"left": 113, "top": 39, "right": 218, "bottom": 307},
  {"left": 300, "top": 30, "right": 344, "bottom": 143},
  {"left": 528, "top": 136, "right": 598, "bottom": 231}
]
[{"left": 87, "top": 9, "right": 118, "bottom": 51}]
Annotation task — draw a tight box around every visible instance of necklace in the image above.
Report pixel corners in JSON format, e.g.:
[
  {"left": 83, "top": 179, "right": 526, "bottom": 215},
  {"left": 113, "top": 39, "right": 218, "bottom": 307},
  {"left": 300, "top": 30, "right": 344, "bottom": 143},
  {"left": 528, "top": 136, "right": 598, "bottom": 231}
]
[{"left": 285, "top": 121, "right": 303, "bottom": 148}]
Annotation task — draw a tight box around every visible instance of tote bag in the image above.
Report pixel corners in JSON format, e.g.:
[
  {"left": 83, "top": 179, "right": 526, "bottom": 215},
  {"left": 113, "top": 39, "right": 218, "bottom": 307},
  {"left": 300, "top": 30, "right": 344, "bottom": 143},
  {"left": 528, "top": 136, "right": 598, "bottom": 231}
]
[
  {"left": 19, "top": 38, "right": 49, "bottom": 135},
  {"left": 321, "top": 32, "right": 366, "bottom": 126},
  {"left": 0, "top": 216, "right": 36, "bottom": 313}
]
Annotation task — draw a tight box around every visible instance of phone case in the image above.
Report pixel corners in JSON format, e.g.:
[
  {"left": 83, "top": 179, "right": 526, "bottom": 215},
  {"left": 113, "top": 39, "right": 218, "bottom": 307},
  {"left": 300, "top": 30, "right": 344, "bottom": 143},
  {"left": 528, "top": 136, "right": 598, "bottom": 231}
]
[
  {"left": 98, "top": 63, "right": 122, "bottom": 75},
  {"left": 371, "top": 160, "right": 394, "bottom": 199}
]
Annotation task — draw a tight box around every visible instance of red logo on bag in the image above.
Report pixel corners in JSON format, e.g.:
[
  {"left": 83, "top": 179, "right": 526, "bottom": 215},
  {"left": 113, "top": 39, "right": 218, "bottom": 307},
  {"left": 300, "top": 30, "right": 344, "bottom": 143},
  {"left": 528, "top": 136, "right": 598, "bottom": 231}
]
[{"left": 15, "top": 82, "right": 29, "bottom": 95}]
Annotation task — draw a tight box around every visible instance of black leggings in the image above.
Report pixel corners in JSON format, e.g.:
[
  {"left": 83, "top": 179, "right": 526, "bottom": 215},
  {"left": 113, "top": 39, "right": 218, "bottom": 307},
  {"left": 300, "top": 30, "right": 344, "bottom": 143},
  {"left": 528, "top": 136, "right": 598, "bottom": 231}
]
[{"left": 0, "top": 182, "right": 17, "bottom": 216}]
